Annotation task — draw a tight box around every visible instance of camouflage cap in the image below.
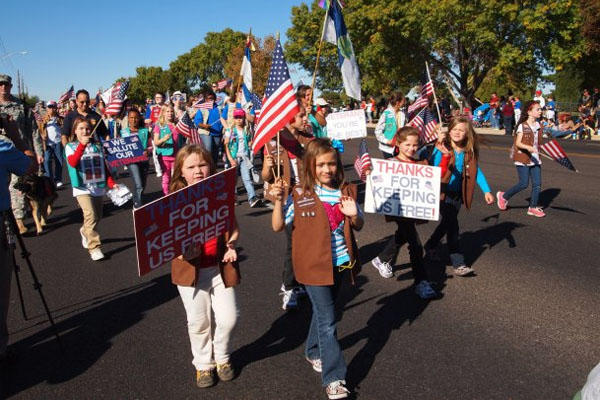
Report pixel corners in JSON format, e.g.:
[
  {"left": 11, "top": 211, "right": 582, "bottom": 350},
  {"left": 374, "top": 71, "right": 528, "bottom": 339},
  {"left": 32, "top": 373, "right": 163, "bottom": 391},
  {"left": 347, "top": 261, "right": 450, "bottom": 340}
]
[{"left": 0, "top": 74, "right": 11, "bottom": 84}]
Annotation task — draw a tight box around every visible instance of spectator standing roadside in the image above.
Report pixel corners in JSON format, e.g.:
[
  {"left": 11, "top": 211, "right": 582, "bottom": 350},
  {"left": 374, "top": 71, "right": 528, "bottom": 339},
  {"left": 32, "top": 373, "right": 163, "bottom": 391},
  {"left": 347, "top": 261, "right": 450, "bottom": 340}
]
[
  {"left": 533, "top": 90, "right": 545, "bottom": 108},
  {"left": 513, "top": 96, "right": 522, "bottom": 124},
  {"left": 366, "top": 97, "right": 374, "bottom": 123},
  {"left": 40, "top": 101, "right": 64, "bottom": 187},
  {"left": 502, "top": 97, "right": 515, "bottom": 135}
]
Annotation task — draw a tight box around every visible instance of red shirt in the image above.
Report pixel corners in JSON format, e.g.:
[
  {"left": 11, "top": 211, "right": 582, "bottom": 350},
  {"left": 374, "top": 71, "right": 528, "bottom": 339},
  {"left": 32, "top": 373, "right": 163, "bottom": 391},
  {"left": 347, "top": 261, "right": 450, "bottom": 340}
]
[{"left": 197, "top": 238, "right": 218, "bottom": 269}]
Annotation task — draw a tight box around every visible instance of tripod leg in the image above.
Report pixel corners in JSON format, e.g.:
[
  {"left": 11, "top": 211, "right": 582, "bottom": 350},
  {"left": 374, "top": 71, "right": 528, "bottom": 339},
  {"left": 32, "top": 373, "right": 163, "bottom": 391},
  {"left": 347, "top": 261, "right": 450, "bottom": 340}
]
[
  {"left": 11, "top": 251, "right": 28, "bottom": 320},
  {"left": 7, "top": 212, "right": 63, "bottom": 353}
]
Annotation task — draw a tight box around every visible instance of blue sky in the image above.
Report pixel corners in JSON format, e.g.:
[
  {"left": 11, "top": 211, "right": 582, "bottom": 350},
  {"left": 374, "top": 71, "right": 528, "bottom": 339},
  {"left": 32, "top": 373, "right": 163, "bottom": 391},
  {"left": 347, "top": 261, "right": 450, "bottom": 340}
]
[{"left": 1, "top": 0, "right": 309, "bottom": 101}]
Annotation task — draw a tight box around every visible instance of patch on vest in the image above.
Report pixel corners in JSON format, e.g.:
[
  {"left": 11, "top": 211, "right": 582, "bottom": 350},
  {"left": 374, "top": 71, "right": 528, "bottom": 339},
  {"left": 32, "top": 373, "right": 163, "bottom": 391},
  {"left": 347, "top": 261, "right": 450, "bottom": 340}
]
[
  {"left": 295, "top": 187, "right": 303, "bottom": 195},
  {"left": 297, "top": 197, "right": 316, "bottom": 208}
]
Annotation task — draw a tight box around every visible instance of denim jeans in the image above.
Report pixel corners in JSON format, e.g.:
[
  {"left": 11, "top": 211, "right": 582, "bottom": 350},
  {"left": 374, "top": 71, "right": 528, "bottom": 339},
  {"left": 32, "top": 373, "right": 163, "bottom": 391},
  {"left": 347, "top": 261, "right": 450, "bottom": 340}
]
[
  {"left": 543, "top": 127, "right": 572, "bottom": 138},
  {"left": 236, "top": 156, "right": 256, "bottom": 201},
  {"left": 305, "top": 269, "right": 347, "bottom": 386},
  {"left": 503, "top": 165, "right": 542, "bottom": 207},
  {"left": 503, "top": 116, "right": 513, "bottom": 136},
  {"left": 425, "top": 197, "right": 465, "bottom": 267},
  {"left": 127, "top": 162, "right": 149, "bottom": 207},
  {"left": 43, "top": 142, "right": 63, "bottom": 182}
]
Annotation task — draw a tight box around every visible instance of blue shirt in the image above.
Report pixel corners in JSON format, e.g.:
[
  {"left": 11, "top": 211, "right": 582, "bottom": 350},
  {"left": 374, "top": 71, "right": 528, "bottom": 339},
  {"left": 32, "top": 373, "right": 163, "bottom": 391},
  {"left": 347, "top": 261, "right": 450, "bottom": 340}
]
[
  {"left": 514, "top": 100, "right": 521, "bottom": 110},
  {"left": 1, "top": 148, "right": 31, "bottom": 211},
  {"left": 284, "top": 185, "right": 363, "bottom": 266},
  {"left": 194, "top": 105, "right": 223, "bottom": 137},
  {"left": 430, "top": 148, "right": 491, "bottom": 194}
]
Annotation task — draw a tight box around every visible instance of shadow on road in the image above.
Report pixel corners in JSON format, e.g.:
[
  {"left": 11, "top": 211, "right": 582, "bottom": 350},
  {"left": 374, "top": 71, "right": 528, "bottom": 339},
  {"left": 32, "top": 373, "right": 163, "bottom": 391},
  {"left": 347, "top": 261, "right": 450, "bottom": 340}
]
[{"left": 2, "top": 274, "right": 177, "bottom": 398}]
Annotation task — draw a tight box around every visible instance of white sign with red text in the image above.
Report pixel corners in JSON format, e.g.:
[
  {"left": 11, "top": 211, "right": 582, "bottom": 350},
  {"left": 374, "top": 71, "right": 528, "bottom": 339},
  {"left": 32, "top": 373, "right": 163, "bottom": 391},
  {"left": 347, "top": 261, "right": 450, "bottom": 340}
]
[{"left": 364, "top": 158, "right": 441, "bottom": 221}]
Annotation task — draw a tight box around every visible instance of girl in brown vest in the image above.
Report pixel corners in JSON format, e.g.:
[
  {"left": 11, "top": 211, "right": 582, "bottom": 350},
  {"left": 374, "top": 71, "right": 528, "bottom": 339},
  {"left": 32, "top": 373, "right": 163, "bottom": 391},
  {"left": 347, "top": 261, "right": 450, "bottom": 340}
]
[
  {"left": 496, "top": 101, "right": 546, "bottom": 217},
  {"left": 371, "top": 126, "right": 444, "bottom": 299},
  {"left": 424, "top": 116, "right": 494, "bottom": 276},
  {"left": 169, "top": 144, "right": 240, "bottom": 388},
  {"left": 271, "top": 139, "right": 363, "bottom": 399}
]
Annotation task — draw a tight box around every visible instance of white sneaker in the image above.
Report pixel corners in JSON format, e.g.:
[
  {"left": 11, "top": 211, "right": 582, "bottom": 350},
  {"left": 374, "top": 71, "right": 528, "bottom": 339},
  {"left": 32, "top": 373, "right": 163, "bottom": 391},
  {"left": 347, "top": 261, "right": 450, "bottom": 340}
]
[
  {"left": 415, "top": 280, "right": 438, "bottom": 299},
  {"left": 80, "top": 227, "right": 88, "bottom": 249},
  {"left": 371, "top": 257, "right": 393, "bottom": 278},
  {"left": 55, "top": 181, "right": 63, "bottom": 188},
  {"left": 280, "top": 284, "right": 298, "bottom": 310},
  {"left": 306, "top": 357, "right": 322, "bottom": 373},
  {"left": 326, "top": 380, "right": 350, "bottom": 399},
  {"left": 90, "top": 248, "right": 105, "bottom": 261}
]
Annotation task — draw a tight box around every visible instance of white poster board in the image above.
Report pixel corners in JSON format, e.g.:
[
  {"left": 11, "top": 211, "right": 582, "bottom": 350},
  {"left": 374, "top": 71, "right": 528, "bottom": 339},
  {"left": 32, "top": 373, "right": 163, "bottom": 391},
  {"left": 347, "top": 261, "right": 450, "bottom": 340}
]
[
  {"left": 364, "top": 158, "right": 441, "bottom": 221},
  {"left": 325, "top": 109, "right": 367, "bottom": 140}
]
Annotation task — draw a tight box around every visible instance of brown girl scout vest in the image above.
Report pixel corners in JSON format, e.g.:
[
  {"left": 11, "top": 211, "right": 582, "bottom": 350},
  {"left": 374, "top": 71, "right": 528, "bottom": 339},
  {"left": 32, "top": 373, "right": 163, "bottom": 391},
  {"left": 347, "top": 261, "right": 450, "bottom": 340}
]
[{"left": 512, "top": 122, "right": 542, "bottom": 165}]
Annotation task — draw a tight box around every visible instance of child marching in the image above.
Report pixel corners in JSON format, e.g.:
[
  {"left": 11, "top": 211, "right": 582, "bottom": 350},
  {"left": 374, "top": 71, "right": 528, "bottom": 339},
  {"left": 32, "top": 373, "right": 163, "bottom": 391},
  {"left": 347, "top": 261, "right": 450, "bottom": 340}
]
[
  {"left": 153, "top": 104, "right": 182, "bottom": 195},
  {"left": 496, "top": 101, "right": 546, "bottom": 217},
  {"left": 424, "top": 116, "right": 494, "bottom": 276},
  {"left": 169, "top": 144, "right": 240, "bottom": 388},
  {"left": 370, "top": 126, "right": 442, "bottom": 299},
  {"left": 65, "top": 118, "right": 120, "bottom": 261},
  {"left": 271, "top": 138, "right": 363, "bottom": 399}
]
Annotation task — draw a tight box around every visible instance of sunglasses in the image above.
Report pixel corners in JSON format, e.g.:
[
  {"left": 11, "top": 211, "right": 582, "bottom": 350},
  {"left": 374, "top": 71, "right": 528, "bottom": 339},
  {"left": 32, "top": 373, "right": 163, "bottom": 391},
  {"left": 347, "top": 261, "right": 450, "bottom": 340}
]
[{"left": 233, "top": 116, "right": 245, "bottom": 119}]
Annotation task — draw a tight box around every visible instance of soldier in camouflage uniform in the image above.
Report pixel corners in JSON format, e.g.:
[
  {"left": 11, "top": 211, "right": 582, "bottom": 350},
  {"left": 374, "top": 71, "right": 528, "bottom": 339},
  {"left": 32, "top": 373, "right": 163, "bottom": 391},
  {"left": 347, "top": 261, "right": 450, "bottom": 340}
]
[{"left": 0, "top": 74, "right": 43, "bottom": 234}]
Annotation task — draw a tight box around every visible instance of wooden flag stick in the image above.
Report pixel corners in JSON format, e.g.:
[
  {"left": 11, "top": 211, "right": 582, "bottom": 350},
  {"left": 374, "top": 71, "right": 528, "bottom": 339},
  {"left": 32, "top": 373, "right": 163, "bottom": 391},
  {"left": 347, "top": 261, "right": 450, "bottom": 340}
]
[
  {"left": 426, "top": 61, "right": 443, "bottom": 125},
  {"left": 276, "top": 131, "right": 281, "bottom": 179},
  {"left": 309, "top": 5, "right": 330, "bottom": 107}
]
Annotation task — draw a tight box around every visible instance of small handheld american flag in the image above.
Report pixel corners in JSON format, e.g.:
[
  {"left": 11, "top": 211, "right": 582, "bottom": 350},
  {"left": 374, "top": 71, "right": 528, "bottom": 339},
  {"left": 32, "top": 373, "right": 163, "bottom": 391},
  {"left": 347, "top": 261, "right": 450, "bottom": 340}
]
[
  {"left": 105, "top": 81, "right": 129, "bottom": 116},
  {"left": 193, "top": 100, "right": 214, "bottom": 110},
  {"left": 408, "top": 108, "right": 438, "bottom": 144},
  {"left": 540, "top": 139, "right": 577, "bottom": 172},
  {"left": 217, "top": 79, "right": 232, "bottom": 90},
  {"left": 58, "top": 85, "right": 74, "bottom": 104},
  {"left": 407, "top": 74, "right": 434, "bottom": 115},
  {"left": 176, "top": 112, "right": 201, "bottom": 145},
  {"left": 354, "top": 139, "right": 372, "bottom": 181}
]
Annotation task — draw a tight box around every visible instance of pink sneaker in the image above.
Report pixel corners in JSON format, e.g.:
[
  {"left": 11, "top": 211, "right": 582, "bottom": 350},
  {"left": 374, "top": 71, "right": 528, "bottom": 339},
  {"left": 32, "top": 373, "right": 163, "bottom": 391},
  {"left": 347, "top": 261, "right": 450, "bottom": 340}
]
[
  {"left": 496, "top": 191, "right": 508, "bottom": 210},
  {"left": 527, "top": 207, "right": 546, "bottom": 217}
]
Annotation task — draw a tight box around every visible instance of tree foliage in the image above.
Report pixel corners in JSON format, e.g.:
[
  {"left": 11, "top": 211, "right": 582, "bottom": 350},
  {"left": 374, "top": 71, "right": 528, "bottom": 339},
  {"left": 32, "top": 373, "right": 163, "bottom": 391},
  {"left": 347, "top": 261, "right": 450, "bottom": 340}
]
[
  {"left": 224, "top": 35, "right": 276, "bottom": 96},
  {"left": 285, "top": 0, "right": 586, "bottom": 106}
]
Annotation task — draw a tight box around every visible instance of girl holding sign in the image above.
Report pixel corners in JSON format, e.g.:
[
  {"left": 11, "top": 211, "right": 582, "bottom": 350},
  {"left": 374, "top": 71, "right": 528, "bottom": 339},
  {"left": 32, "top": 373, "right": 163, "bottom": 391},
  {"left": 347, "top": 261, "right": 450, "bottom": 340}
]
[
  {"left": 120, "top": 109, "right": 151, "bottom": 208},
  {"left": 153, "top": 104, "right": 182, "bottom": 195},
  {"left": 424, "top": 116, "right": 494, "bottom": 277},
  {"left": 65, "top": 118, "right": 119, "bottom": 261},
  {"left": 169, "top": 144, "right": 240, "bottom": 389},
  {"left": 271, "top": 139, "right": 363, "bottom": 400},
  {"left": 370, "top": 126, "right": 441, "bottom": 299}
]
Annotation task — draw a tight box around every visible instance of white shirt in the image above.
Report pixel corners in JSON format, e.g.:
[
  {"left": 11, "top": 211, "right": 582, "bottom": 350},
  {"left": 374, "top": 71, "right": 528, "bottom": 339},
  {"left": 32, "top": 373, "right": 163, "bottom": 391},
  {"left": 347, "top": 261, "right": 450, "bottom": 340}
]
[
  {"left": 45, "top": 118, "right": 62, "bottom": 144},
  {"left": 514, "top": 122, "right": 542, "bottom": 166},
  {"left": 533, "top": 95, "right": 545, "bottom": 108}
]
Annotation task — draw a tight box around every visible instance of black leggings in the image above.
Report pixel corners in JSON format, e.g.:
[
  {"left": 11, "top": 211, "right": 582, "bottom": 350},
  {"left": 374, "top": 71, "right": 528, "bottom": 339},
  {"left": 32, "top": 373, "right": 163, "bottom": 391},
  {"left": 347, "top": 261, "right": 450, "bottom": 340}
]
[{"left": 379, "top": 219, "right": 428, "bottom": 283}]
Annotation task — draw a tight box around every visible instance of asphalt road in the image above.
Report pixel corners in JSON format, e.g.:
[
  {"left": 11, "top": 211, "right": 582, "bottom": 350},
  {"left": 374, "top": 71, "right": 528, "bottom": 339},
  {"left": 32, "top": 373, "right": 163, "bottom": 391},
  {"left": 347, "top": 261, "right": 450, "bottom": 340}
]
[{"left": 3, "top": 133, "right": 600, "bottom": 400}]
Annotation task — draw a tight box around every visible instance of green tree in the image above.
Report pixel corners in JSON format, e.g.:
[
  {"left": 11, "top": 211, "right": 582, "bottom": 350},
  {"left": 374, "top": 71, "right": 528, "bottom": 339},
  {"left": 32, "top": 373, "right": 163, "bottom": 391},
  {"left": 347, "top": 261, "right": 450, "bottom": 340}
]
[
  {"left": 127, "top": 66, "right": 174, "bottom": 103},
  {"left": 224, "top": 35, "right": 276, "bottom": 96},
  {"left": 285, "top": 0, "right": 586, "bottom": 106}
]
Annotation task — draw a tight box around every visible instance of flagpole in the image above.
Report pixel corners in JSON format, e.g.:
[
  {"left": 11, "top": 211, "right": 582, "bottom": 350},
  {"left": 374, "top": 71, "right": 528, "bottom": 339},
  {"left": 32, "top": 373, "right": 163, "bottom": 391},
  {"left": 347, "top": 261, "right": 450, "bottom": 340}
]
[
  {"left": 235, "top": 28, "right": 252, "bottom": 96},
  {"left": 425, "top": 61, "right": 443, "bottom": 125},
  {"left": 276, "top": 132, "right": 281, "bottom": 179},
  {"left": 309, "top": 5, "right": 330, "bottom": 107}
]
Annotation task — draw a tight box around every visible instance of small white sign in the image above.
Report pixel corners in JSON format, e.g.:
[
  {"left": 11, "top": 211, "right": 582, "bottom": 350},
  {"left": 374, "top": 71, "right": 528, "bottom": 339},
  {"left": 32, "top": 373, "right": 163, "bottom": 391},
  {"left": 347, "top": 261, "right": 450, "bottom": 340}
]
[
  {"left": 325, "top": 109, "right": 367, "bottom": 140},
  {"left": 364, "top": 158, "right": 441, "bottom": 221}
]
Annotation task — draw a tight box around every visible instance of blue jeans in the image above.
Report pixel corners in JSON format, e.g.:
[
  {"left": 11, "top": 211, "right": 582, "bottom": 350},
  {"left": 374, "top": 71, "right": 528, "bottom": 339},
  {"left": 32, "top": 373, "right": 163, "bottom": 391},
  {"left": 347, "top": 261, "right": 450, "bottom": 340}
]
[
  {"left": 305, "top": 269, "right": 347, "bottom": 386},
  {"left": 236, "top": 156, "right": 256, "bottom": 200},
  {"left": 127, "top": 162, "right": 148, "bottom": 207},
  {"left": 544, "top": 127, "right": 571, "bottom": 138},
  {"left": 43, "top": 142, "right": 63, "bottom": 182},
  {"left": 503, "top": 165, "right": 542, "bottom": 207}
]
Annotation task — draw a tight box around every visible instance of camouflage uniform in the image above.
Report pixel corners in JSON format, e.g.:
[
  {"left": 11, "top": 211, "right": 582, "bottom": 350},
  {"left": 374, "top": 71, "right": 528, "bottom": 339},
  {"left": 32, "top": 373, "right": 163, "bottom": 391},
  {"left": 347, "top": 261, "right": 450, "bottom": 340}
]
[{"left": 0, "top": 89, "right": 43, "bottom": 220}]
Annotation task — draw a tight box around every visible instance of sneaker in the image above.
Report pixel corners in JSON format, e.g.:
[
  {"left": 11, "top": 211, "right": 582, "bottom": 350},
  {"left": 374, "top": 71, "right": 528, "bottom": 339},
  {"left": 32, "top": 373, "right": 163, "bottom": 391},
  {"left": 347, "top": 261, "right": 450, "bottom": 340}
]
[
  {"left": 55, "top": 181, "right": 63, "bottom": 188},
  {"left": 371, "top": 257, "right": 393, "bottom": 278},
  {"left": 496, "top": 191, "right": 508, "bottom": 211},
  {"left": 527, "top": 207, "right": 546, "bottom": 218},
  {"left": 453, "top": 265, "right": 474, "bottom": 277},
  {"left": 306, "top": 357, "right": 322, "bottom": 373},
  {"left": 216, "top": 362, "right": 235, "bottom": 381},
  {"left": 196, "top": 369, "right": 216, "bottom": 388},
  {"left": 90, "top": 248, "right": 105, "bottom": 261},
  {"left": 326, "top": 380, "right": 350, "bottom": 399},
  {"left": 80, "top": 227, "right": 88, "bottom": 249},
  {"left": 156, "top": 173, "right": 162, "bottom": 178},
  {"left": 249, "top": 197, "right": 261, "bottom": 208},
  {"left": 293, "top": 286, "right": 307, "bottom": 298},
  {"left": 415, "top": 280, "right": 438, "bottom": 299},
  {"left": 280, "top": 285, "right": 298, "bottom": 310}
]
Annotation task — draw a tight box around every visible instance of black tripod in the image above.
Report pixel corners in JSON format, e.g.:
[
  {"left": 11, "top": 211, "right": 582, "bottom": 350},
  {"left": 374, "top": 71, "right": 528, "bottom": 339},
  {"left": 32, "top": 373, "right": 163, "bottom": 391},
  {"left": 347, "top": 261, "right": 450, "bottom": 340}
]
[{"left": 6, "top": 210, "right": 63, "bottom": 352}]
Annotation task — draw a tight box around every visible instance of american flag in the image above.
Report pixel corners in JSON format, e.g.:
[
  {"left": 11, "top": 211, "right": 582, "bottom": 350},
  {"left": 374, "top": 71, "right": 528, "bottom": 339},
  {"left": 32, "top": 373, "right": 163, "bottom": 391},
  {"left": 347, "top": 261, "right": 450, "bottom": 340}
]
[
  {"left": 217, "top": 79, "right": 232, "bottom": 90},
  {"left": 58, "top": 85, "right": 74, "bottom": 104},
  {"left": 408, "top": 74, "right": 434, "bottom": 115},
  {"left": 176, "top": 112, "right": 202, "bottom": 145},
  {"left": 354, "top": 139, "right": 372, "bottom": 181},
  {"left": 193, "top": 100, "right": 214, "bottom": 110},
  {"left": 409, "top": 108, "right": 438, "bottom": 144},
  {"left": 250, "top": 92, "right": 263, "bottom": 120},
  {"left": 105, "top": 81, "right": 129, "bottom": 116},
  {"left": 251, "top": 39, "right": 299, "bottom": 154},
  {"left": 540, "top": 139, "right": 577, "bottom": 171}
]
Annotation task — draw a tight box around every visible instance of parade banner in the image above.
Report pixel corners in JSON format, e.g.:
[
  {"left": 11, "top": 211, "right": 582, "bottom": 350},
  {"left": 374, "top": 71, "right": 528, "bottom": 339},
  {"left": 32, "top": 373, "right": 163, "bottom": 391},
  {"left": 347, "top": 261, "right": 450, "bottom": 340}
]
[
  {"left": 325, "top": 109, "right": 367, "bottom": 140},
  {"left": 133, "top": 167, "right": 237, "bottom": 276},
  {"left": 364, "top": 158, "right": 441, "bottom": 221},
  {"left": 102, "top": 136, "right": 148, "bottom": 167}
]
